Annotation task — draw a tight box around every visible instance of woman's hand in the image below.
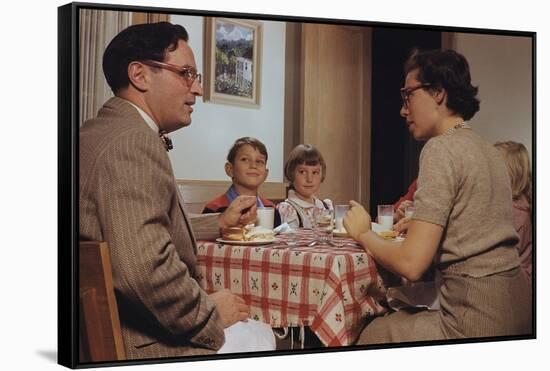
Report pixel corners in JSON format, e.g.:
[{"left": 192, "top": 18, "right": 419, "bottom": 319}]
[
  {"left": 343, "top": 200, "right": 372, "bottom": 241},
  {"left": 394, "top": 200, "right": 413, "bottom": 222},
  {"left": 393, "top": 217, "right": 411, "bottom": 234}
]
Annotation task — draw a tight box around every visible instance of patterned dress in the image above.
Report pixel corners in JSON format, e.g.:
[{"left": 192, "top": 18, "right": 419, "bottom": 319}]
[{"left": 277, "top": 190, "right": 333, "bottom": 228}]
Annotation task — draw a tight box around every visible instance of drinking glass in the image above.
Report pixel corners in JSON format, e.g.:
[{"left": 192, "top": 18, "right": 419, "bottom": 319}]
[
  {"left": 313, "top": 208, "right": 334, "bottom": 243},
  {"left": 404, "top": 205, "right": 415, "bottom": 219},
  {"left": 377, "top": 204, "right": 394, "bottom": 230},
  {"left": 256, "top": 207, "right": 275, "bottom": 229},
  {"left": 334, "top": 205, "right": 350, "bottom": 231}
]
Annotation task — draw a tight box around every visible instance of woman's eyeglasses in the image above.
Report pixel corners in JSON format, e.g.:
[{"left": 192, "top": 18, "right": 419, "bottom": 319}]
[
  {"left": 141, "top": 60, "right": 202, "bottom": 86},
  {"left": 400, "top": 83, "right": 431, "bottom": 108}
]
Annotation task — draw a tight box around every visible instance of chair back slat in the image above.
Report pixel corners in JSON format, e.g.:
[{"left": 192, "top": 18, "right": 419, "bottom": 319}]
[{"left": 79, "top": 241, "right": 126, "bottom": 362}]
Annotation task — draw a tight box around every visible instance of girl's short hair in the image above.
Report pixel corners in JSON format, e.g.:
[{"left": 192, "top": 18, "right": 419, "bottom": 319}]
[
  {"left": 284, "top": 144, "right": 327, "bottom": 185},
  {"left": 494, "top": 141, "right": 532, "bottom": 205},
  {"left": 226, "top": 137, "right": 268, "bottom": 164}
]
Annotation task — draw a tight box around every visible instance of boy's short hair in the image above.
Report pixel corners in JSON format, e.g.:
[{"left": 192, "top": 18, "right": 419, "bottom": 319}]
[
  {"left": 284, "top": 144, "right": 326, "bottom": 184},
  {"left": 227, "top": 137, "right": 268, "bottom": 164}
]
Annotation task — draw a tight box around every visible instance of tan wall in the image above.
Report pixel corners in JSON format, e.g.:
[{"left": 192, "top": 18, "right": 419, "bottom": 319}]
[{"left": 300, "top": 24, "right": 372, "bottom": 207}]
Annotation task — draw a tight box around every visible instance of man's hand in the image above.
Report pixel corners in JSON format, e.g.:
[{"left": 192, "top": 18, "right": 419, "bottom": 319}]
[
  {"left": 219, "top": 195, "right": 257, "bottom": 229},
  {"left": 343, "top": 200, "right": 372, "bottom": 241},
  {"left": 209, "top": 289, "right": 250, "bottom": 328}
]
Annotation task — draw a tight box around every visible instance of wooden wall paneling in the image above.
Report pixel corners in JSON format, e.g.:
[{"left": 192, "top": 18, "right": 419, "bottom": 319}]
[
  {"left": 283, "top": 23, "right": 303, "bottom": 167},
  {"left": 442, "top": 32, "right": 455, "bottom": 50},
  {"left": 301, "top": 24, "right": 371, "bottom": 206},
  {"left": 177, "top": 179, "right": 287, "bottom": 214},
  {"left": 360, "top": 28, "right": 373, "bottom": 210},
  {"left": 132, "top": 12, "right": 170, "bottom": 25}
]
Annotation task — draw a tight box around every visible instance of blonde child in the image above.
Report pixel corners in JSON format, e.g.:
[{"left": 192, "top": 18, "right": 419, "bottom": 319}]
[
  {"left": 495, "top": 141, "right": 533, "bottom": 282},
  {"left": 277, "top": 144, "right": 333, "bottom": 228}
]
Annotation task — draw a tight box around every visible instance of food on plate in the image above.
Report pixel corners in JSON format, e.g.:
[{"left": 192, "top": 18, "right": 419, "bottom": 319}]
[
  {"left": 221, "top": 227, "right": 246, "bottom": 241},
  {"left": 221, "top": 225, "right": 275, "bottom": 242},
  {"left": 377, "top": 230, "right": 400, "bottom": 240},
  {"left": 244, "top": 226, "right": 275, "bottom": 241}
]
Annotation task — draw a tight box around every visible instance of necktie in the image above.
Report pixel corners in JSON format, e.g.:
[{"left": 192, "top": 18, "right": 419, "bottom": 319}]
[{"left": 159, "top": 130, "right": 173, "bottom": 151}]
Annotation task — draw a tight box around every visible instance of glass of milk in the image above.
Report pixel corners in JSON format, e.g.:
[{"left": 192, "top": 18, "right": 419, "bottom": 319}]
[
  {"left": 334, "top": 204, "right": 350, "bottom": 231},
  {"left": 404, "top": 205, "right": 415, "bottom": 220},
  {"left": 377, "top": 204, "right": 394, "bottom": 230},
  {"left": 256, "top": 207, "right": 275, "bottom": 229}
]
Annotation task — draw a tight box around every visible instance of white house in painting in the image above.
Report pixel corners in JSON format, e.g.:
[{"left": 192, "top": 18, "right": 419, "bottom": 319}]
[{"left": 236, "top": 56, "right": 253, "bottom": 89}]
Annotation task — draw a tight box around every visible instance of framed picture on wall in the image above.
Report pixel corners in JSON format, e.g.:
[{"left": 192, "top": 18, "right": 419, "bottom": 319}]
[{"left": 203, "top": 17, "right": 262, "bottom": 108}]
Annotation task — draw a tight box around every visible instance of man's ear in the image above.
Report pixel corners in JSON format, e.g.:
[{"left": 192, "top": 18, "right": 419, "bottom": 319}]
[
  {"left": 127, "top": 62, "right": 149, "bottom": 92},
  {"left": 224, "top": 162, "right": 234, "bottom": 178}
]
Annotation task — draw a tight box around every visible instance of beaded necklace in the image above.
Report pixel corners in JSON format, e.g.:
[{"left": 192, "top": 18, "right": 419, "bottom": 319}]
[{"left": 442, "top": 121, "right": 472, "bottom": 136}]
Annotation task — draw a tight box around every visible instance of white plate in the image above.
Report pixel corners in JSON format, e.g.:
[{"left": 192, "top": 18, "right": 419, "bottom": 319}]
[
  {"left": 333, "top": 230, "right": 349, "bottom": 237},
  {"left": 215, "top": 238, "right": 277, "bottom": 246},
  {"left": 371, "top": 222, "right": 391, "bottom": 233}
]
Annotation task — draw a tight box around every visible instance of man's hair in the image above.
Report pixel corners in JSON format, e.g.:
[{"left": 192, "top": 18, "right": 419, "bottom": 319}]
[
  {"left": 284, "top": 144, "right": 327, "bottom": 185},
  {"left": 404, "top": 49, "right": 480, "bottom": 120},
  {"left": 494, "top": 141, "right": 532, "bottom": 206},
  {"left": 226, "top": 137, "right": 268, "bottom": 164},
  {"left": 102, "top": 22, "right": 189, "bottom": 93}
]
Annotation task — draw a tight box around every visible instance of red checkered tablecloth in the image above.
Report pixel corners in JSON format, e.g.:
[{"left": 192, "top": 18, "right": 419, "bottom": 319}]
[{"left": 196, "top": 229, "right": 389, "bottom": 347}]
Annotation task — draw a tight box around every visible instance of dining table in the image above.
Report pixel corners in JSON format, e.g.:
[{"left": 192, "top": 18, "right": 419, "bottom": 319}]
[{"left": 195, "top": 229, "right": 390, "bottom": 347}]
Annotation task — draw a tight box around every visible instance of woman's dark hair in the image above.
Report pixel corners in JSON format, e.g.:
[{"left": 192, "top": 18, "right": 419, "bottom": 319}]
[
  {"left": 284, "top": 144, "right": 327, "bottom": 186},
  {"left": 227, "top": 137, "right": 269, "bottom": 164},
  {"left": 404, "top": 49, "right": 480, "bottom": 120},
  {"left": 102, "top": 22, "right": 189, "bottom": 93}
]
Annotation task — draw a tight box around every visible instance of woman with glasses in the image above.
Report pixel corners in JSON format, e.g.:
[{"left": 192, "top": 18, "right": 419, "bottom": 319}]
[{"left": 344, "top": 49, "right": 531, "bottom": 344}]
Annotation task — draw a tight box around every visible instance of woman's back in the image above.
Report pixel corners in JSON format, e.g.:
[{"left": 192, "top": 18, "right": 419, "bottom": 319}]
[{"left": 414, "top": 128, "right": 520, "bottom": 277}]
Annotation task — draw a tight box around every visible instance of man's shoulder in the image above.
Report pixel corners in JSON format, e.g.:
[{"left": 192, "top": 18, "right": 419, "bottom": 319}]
[{"left": 81, "top": 102, "right": 158, "bottom": 154}]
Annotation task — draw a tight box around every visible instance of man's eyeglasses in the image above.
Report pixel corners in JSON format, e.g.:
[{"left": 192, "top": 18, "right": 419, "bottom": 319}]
[
  {"left": 400, "top": 83, "right": 431, "bottom": 108},
  {"left": 142, "top": 60, "right": 202, "bottom": 86}
]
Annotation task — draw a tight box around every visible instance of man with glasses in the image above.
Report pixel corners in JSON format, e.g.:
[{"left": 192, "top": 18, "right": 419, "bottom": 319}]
[{"left": 80, "top": 22, "right": 275, "bottom": 360}]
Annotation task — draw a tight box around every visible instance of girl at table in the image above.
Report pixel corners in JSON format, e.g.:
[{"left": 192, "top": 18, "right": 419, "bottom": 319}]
[
  {"left": 277, "top": 144, "right": 333, "bottom": 228},
  {"left": 344, "top": 49, "right": 531, "bottom": 344},
  {"left": 495, "top": 141, "right": 533, "bottom": 284}
]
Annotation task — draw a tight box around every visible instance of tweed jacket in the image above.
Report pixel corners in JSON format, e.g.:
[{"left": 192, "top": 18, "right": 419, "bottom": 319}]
[{"left": 79, "top": 97, "right": 225, "bottom": 360}]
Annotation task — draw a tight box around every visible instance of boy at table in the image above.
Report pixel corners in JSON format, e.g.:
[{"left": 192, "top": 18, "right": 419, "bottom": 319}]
[{"left": 203, "top": 136, "right": 282, "bottom": 227}]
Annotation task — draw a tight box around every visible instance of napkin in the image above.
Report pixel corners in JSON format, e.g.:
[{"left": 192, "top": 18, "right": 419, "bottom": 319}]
[
  {"left": 386, "top": 280, "right": 441, "bottom": 311},
  {"left": 273, "top": 223, "right": 293, "bottom": 234}
]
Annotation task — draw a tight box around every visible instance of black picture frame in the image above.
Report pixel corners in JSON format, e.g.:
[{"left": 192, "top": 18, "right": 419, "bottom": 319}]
[{"left": 58, "top": 1, "right": 536, "bottom": 369}]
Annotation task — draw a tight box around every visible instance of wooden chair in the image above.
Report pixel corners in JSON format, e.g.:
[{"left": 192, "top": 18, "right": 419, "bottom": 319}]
[
  {"left": 176, "top": 179, "right": 287, "bottom": 214},
  {"left": 79, "top": 241, "right": 126, "bottom": 362}
]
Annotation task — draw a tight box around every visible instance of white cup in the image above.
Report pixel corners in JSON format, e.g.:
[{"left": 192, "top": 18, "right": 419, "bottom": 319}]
[
  {"left": 256, "top": 207, "right": 275, "bottom": 229},
  {"left": 377, "top": 204, "right": 394, "bottom": 230},
  {"left": 335, "top": 205, "right": 349, "bottom": 231},
  {"left": 405, "top": 205, "right": 415, "bottom": 219}
]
